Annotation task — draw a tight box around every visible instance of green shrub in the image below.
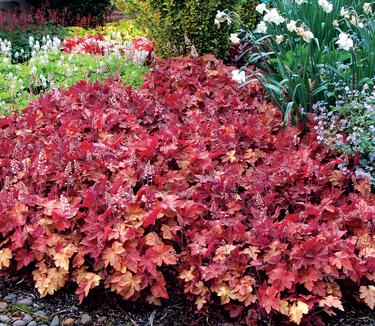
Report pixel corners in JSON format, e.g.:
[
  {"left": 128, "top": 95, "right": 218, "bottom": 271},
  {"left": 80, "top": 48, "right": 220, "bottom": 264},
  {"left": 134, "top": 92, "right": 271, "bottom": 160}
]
[
  {"left": 68, "top": 19, "right": 142, "bottom": 40},
  {"left": 113, "top": 0, "right": 260, "bottom": 59}
]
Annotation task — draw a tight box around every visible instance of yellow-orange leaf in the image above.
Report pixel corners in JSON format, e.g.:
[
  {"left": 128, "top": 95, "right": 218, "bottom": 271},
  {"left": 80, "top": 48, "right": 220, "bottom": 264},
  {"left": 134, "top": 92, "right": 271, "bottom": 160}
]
[
  {"left": 103, "top": 241, "right": 125, "bottom": 271},
  {"left": 279, "top": 300, "right": 289, "bottom": 316},
  {"left": 0, "top": 248, "right": 12, "bottom": 269},
  {"left": 53, "top": 244, "right": 77, "bottom": 271},
  {"left": 46, "top": 268, "right": 68, "bottom": 296},
  {"left": 76, "top": 272, "right": 101, "bottom": 302},
  {"left": 360, "top": 285, "right": 375, "bottom": 309},
  {"left": 289, "top": 301, "right": 309, "bottom": 325}
]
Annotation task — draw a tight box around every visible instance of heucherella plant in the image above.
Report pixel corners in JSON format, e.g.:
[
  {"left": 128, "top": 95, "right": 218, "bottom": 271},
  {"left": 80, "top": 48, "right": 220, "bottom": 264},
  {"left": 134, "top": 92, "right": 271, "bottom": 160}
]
[{"left": 221, "top": 0, "right": 375, "bottom": 123}]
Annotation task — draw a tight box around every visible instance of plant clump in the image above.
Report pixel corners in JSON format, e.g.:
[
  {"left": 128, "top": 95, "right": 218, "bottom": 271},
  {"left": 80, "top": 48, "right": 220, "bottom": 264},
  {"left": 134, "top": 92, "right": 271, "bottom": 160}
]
[{"left": 0, "top": 56, "right": 373, "bottom": 325}]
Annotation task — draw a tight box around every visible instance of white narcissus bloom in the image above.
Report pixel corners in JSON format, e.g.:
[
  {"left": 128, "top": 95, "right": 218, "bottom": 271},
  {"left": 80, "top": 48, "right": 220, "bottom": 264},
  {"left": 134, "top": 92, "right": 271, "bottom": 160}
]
[
  {"left": 340, "top": 7, "right": 350, "bottom": 19},
  {"left": 350, "top": 15, "right": 364, "bottom": 28},
  {"left": 318, "top": 0, "right": 333, "bottom": 13},
  {"left": 256, "top": 3, "right": 268, "bottom": 14},
  {"left": 231, "top": 70, "right": 246, "bottom": 83},
  {"left": 333, "top": 20, "right": 339, "bottom": 27},
  {"left": 363, "top": 3, "right": 372, "bottom": 15},
  {"left": 336, "top": 32, "right": 353, "bottom": 50},
  {"left": 230, "top": 33, "right": 240, "bottom": 44},
  {"left": 215, "top": 10, "right": 231, "bottom": 27},
  {"left": 287, "top": 20, "right": 297, "bottom": 32},
  {"left": 263, "top": 8, "right": 285, "bottom": 25},
  {"left": 302, "top": 30, "right": 314, "bottom": 42},
  {"left": 276, "top": 35, "right": 284, "bottom": 44},
  {"left": 295, "top": 0, "right": 304, "bottom": 4},
  {"left": 255, "top": 21, "right": 268, "bottom": 34},
  {"left": 296, "top": 26, "right": 305, "bottom": 36}
]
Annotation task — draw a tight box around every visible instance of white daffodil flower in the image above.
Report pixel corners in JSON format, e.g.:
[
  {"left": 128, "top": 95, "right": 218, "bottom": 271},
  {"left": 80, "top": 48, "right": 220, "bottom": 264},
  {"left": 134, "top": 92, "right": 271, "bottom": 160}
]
[
  {"left": 255, "top": 21, "right": 268, "bottom": 34},
  {"left": 287, "top": 20, "right": 297, "bottom": 32},
  {"left": 340, "top": 7, "right": 350, "bottom": 19},
  {"left": 263, "top": 8, "right": 285, "bottom": 25},
  {"left": 255, "top": 3, "right": 268, "bottom": 14},
  {"left": 318, "top": 0, "right": 333, "bottom": 13},
  {"left": 215, "top": 10, "right": 231, "bottom": 27},
  {"left": 230, "top": 33, "right": 240, "bottom": 44},
  {"left": 363, "top": 3, "right": 372, "bottom": 15},
  {"left": 276, "top": 35, "right": 284, "bottom": 44},
  {"left": 336, "top": 32, "right": 354, "bottom": 51},
  {"left": 231, "top": 69, "right": 246, "bottom": 83},
  {"left": 302, "top": 30, "right": 314, "bottom": 42}
]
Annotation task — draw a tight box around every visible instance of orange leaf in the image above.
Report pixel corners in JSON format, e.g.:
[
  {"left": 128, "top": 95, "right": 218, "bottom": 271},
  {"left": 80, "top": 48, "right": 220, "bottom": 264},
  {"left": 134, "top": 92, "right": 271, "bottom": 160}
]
[
  {"left": 0, "top": 248, "right": 12, "bottom": 269},
  {"left": 360, "top": 285, "right": 375, "bottom": 309}
]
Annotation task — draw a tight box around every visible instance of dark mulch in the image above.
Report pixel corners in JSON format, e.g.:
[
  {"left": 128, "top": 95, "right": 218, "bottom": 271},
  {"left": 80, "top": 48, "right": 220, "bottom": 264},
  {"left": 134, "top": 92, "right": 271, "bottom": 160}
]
[{"left": 0, "top": 274, "right": 374, "bottom": 326}]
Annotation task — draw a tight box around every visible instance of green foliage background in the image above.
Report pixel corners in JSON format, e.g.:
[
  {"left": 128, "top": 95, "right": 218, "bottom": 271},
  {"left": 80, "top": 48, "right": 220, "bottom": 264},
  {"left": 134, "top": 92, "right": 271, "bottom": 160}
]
[{"left": 113, "top": 0, "right": 259, "bottom": 59}]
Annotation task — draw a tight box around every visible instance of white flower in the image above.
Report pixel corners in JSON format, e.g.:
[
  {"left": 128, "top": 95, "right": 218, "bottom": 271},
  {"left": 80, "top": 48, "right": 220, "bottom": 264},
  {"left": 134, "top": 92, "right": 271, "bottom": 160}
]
[
  {"left": 231, "top": 69, "right": 246, "bottom": 83},
  {"left": 30, "top": 66, "right": 37, "bottom": 75},
  {"left": 363, "top": 3, "right": 372, "bottom": 15},
  {"left": 263, "top": 8, "right": 285, "bottom": 25},
  {"left": 287, "top": 20, "right": 297, "bottom": 32},
  {"left": 336, "top": 32, "right": 353, "bottom": 51},
  {"left": 276, "top": 35, "right": 284, "bottom": 44},
  {"left": 255, "top": 21, "right": 268, "bottom": 34},
  {"left": 296, "top": 26, "right": 305, "bottom": 36},
  {"left": 29, "top": 36, "right": 34, "bottom": 47},
  {"left": 318, "top": 0, "right": 333, "bottom": 13},
  {"left": 295, "top": 0, "right": 304, "bottom": 4},
  {"left": 340, "top": 7, "right": 350, "bottom": 19},
  {"left": 255, "top": 3, "right": 268, "bottom": 14},
  {"left": 333, "top": 20, "right": 339, "bottom": 27},
  {"left": 230, "top": 33, "right": 240, "bottom": 44},
  {"left": 215, "top": 10, "right": 231, "bottom": 27},
  {"left": 302, "top": 30, "right": 314, "bottom": 42},
  {"left": 350, "top": 15, "right": 363, "bottom": 28}
]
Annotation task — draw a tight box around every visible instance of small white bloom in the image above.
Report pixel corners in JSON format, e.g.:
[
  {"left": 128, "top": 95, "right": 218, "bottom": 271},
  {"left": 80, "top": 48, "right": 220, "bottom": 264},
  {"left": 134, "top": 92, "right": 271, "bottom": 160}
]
[
  {"left": 287, "top": 20, "right": 297, "bottom": 32},
  {"left": 350, "top": 15, "right": 362, "bottom": 27},
  {"left": 318, "top": 0, "right": 333, "bottom": 13},
  {"left": 215, "top": 10, "right": 231, "bottom": 27},
  {"left": 333, "top": 20, "right": 339, "bottom": 27},
  {"left": 231, "top": 69, "right": 246, "bottom": 83},
  {"left": 276, "top": 35, "right": 284, "bottom": 44},
  {"left": 336, "top": 32, "right": 353, "bottom": 51},
  {"left": 30, "top": 66, "right": 37, "bottom": 75},
  {"left": 340, "top": 7, "right": 350, "bottom": 19},
  {"left": 255, "top": 3, "right": 268, "bottom": 14},
  {"left": 363, "top": 3, "right": 372, "bottom": 15},
  {"left": 255, "top": 21, "right": 268, "bottom": 34},
  {"left": 302, "top": 30, "right": 314, "bottom": 42},
  {"left": 230, "top": 33, "right": 241, "bottom": 44},
  {"left": 295, "top": 0, "right": 304, "bottom": 4},
  {"left": 296, "top": 26, "right": 305, "bottom": 36},
  {"left": 263, "top": 8, "right": 285, "bottom": 25}
]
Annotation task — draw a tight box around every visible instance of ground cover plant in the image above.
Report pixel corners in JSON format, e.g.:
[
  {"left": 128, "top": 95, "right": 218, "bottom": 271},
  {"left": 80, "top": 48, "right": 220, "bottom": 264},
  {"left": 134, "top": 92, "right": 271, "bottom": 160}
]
[
  {"left": 0, "top": 56, "right": 373, "bottom": 325},
  {"left": 0, "top": 51, "right": 148, "bottom": 115}
]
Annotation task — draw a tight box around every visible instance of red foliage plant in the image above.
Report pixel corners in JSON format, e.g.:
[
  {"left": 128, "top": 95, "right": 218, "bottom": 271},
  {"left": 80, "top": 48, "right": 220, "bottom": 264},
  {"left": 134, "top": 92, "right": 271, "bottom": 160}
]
[
  {"left": 0, "top": 1, "right": 97, "bottom": 32},
  {"left": 61, "top": 34, "right": 154, "bottom": 57},
  {"left": 0, "top": 56, "right": 374, "bottom": 325},
  {"left": 0, "top": 4, "right": 69, "bottom": 32}
]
